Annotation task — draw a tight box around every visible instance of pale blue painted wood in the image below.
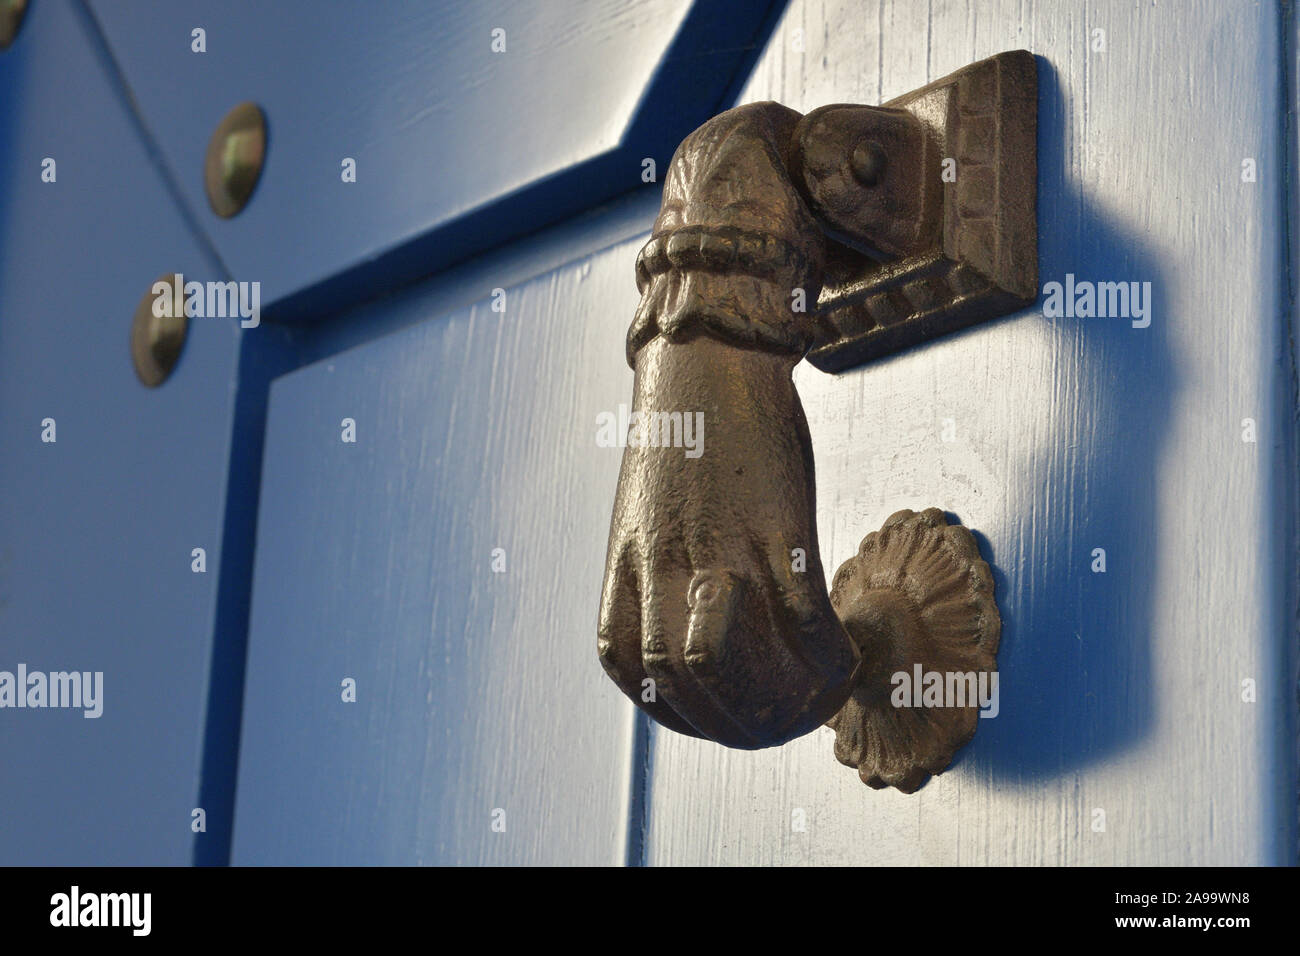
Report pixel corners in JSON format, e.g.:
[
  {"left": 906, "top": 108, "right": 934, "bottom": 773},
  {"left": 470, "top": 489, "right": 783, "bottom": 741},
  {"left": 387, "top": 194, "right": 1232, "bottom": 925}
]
[
  {"left": 231, "top": 238, "right": 649, "bottom": 865},
  {"left": 83, "top": 0, "right": 780, "bottom": 321},
  {"left": 0, "top": 0, "right": 243, "bottom": 864}
]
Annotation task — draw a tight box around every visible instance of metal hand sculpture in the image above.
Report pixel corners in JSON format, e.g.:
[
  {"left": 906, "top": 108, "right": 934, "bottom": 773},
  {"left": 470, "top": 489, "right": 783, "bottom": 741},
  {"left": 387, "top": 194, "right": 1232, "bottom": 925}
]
[{"left": 598, "top": 52, "right": 1036, "bottom": 791}]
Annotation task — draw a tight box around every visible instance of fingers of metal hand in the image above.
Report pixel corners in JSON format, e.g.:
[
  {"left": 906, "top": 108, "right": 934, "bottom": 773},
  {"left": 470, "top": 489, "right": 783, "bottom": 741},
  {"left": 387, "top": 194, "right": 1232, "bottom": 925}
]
[
  {"left": 683, "top": 569, "right": 739, "bottom": 670},
  {"left": 638, "top": 557, "right": 759, "bottom": 746},
  {"left": 736, "top": 540, "right": 857, "bottom": 739},
  {"left": 763, "top": 537, "right": 859, "bottom": 687},
  {"left": 637, "top": 552, "right": 854, "bottom": 749},
  {"left": 762, "top": 568, "right": 859, "bottom": 733},
  {"left": 677, "top": 570, "right": 767, "bottom": 747},
  {"left": 597, "top": 542, "right": 704, "bottom": 739}
]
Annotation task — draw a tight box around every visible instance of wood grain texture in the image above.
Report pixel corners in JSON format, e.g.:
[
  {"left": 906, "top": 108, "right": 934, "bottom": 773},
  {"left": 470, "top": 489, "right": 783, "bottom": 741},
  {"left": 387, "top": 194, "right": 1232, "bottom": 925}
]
[
  {"left": 642, "top": 0, "right": 1297, "bottom": 865},
  {"left": 232, "top": 240, "right": 648, "bottom": 865}
]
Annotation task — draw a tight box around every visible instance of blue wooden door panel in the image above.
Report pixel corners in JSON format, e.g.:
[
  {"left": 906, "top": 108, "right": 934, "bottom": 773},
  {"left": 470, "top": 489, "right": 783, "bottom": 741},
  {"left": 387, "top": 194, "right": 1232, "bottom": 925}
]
[
  {"left": 83, "top": 0, "right": 781, "bottom": 322},
  {"left": 0, "top": 0, "right": 244, "bottom": 864},
  {"left": 231, "top": 237, "right": 649, "bottom": 865},
  {"left": 640, "top": 0, "right": 1297, "bottom": 865}
]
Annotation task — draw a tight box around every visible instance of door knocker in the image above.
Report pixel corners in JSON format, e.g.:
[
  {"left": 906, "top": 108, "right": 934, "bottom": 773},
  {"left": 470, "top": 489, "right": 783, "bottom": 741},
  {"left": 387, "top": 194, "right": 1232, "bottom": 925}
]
[{"left": 597, "top": 51, "right": 1036, "bottom": 792}]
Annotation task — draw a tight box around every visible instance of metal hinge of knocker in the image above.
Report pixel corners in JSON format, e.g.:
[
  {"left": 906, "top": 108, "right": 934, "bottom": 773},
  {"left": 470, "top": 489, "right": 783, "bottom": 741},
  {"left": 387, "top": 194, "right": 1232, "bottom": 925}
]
[{"left": 598, "top": 51, "right": 1037, "bottom": 792}]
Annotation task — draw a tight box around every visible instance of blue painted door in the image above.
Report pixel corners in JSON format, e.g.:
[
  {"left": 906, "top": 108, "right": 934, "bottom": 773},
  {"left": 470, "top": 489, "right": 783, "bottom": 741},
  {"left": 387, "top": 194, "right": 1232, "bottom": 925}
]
[{"left": 1, "top": 0, "right": 1295, "bottom": 865}]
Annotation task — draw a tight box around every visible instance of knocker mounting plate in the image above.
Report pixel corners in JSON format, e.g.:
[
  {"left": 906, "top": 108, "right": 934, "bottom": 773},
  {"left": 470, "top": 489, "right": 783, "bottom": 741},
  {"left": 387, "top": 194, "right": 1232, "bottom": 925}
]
[{"left": 807, "top": 50, "right": 1037, "bottom": 373}]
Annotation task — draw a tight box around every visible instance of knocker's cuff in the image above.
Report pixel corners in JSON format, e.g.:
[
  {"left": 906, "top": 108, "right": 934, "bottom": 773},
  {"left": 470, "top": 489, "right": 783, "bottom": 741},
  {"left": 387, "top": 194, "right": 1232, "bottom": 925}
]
[
  {"left": 626, "top": 271, "right": 821, "bottom": 364},
  {"left": 626, "top": 226, "right": 825, "bottom": 364}
]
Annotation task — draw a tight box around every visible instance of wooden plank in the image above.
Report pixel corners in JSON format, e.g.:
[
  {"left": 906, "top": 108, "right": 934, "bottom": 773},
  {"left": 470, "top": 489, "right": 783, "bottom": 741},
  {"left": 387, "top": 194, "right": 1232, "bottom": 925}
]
[
  {"left": 82, "top": 0, "right": 781, "bottom": 322},
  {"left": 0, "top": 0, "right": 242, "bottom": 864},
  {"left": 231, "top": 239, "right": 648, "bottom": 865},
  {"left": 643, "top": 0, "right": 1296, "bottom": 865}
]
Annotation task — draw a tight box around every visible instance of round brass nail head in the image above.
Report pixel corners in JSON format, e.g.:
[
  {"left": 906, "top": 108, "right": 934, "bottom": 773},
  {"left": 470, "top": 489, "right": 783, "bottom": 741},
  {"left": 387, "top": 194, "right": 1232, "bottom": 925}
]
[
  {"left": 131, "top": 275, "right": 189, "bottom": 387},
  {"left": 204, "top": 102, "right": 266, "bottom": 218},
  {"left": 0, "top": 0, "right": 28, "bottom": 50}
]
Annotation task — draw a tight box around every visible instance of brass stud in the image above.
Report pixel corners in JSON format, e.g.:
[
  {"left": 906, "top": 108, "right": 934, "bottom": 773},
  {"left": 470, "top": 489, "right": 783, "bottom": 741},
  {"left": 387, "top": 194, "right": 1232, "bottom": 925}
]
[
  {"left": 0, "top": 0, "right": 28, "bottom": 50},
  {"left": 131, "top": 275, "right": 188, "bottom": 387},
  {"left": 204, "top": 102, "right": 266, "bottom": 218}
]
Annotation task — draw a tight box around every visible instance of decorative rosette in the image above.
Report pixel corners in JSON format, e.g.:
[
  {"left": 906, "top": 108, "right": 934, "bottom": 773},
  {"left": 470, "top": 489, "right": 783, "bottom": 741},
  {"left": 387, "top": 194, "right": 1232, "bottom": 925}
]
[{"left": 825, "top": 508, "right": 1000, "bottom": 792}]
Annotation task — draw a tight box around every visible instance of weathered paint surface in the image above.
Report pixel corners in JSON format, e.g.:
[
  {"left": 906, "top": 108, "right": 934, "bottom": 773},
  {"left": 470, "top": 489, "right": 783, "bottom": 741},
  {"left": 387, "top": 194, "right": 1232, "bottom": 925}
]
[{"left": 231, "top": 243, "right": 647, "bottom": 865}]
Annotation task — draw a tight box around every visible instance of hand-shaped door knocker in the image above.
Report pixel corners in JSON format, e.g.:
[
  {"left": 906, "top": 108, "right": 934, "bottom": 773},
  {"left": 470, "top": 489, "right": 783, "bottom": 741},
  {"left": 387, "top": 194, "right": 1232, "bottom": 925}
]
[{"left": 597, "top": 52, "right": 1037, "bottom": 792}]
